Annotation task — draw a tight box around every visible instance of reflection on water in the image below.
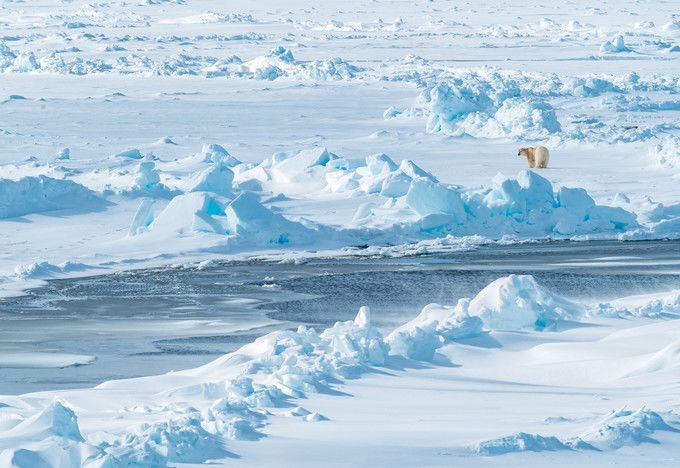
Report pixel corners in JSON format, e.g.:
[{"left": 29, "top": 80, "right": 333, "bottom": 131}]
[{"left": 1, "top": 240, "right": 679, "bottom": 394}]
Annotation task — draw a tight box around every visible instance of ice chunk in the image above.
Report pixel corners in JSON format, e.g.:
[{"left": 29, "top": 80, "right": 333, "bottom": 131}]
[
  {"left": 320, "top": 306, "right": 389, "bottom": 368},
  {"left": 557, "top": 187, "right": 595, "bottom": 219},
  {"left": 55, "top": 148, "right": 70, "bottom": 161},
  {"left": 403, "top": 179, "right": 465, "bottom": 220},
  {"left": 1, "top": 401, "right": 84, "bottom": 443},
  {"left": 0, "top": 176, "right": 104, "bottom": 219},
  {"left": 517, "top": 170, "right": 555, "bottom": 211},
  {"left": 475, "top": 432, "right": 571, "bottom": 455},
  {"left": 148, "top": 191, "right": 314, "bottom": 247},
  {"left": 397, "top": 159, "right": 437, "bottom": 182},
  {"left": 468, "top": 275, "right": 584, "bottom": 330},
  {"left": 492, "top": 98, "right": 561, "bottom": 137},
  {"left": 387, "top": 300, "right": 483, "bottom": 361},
  {"left": 129, "top": 199, "right": 155, "bottom": 235},
  {"left": 651, "top": 136, "right": 680, "bottom": 169},
  {"left": 189, "top": 161, "right": 235, "bottom": 197},
  {"left": 365, "top": 153, "right": 398, "bottom": 176},
  {"left": 133, "top": 160, "right": 161, "bottom": 191},
  {"left": 102, "top": 417, "right": 231, "bottom": 465},
  {"left": 150, "top": 191, "right": 229, "bottom": 235},
  {"left": 579, "top": 408, "right": 679, "bottom": 450},
  {"left": 0, "top": 401, "right": 89, "bottom": 468},
  {"left": 225, "top": 193, "right": 312, "bottom": 245},
  {"left": 115, "top": 148, "right": 144, "bottom": 159},
  {"left": 380, "top": 171, "right": 412, "bottom": 198},
  {"left": 600, "top": 35, "right": 630, "bottom": 53},
  {"left": 201, "top": 143, "right": 241, "bottom": 167}
]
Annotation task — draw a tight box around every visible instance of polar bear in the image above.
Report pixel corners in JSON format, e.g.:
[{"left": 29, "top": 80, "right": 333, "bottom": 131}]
[{"left": 518, "top": 146, "right": 550, "bottom": 169}]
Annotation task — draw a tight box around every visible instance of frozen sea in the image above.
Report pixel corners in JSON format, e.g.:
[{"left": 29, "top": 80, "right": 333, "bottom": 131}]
[{"left": 2, "top": 240, "right": 678, "bottom": 395}]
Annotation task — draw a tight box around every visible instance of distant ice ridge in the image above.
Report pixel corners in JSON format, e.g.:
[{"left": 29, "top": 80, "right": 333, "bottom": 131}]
[
  {"left": 228, "top": 147, "right": 639, "bottom": 242},
  {"left": 475, "top": 408, "right": 679, "bottom": 455},
  {"left": 0, "top": 43, "right": 361, "bottom": 81},
  {"left": 589, "top": 290, "right": 680, "bottom": 318},
  {"left": 422, "top": 82, "right": 561, "bottom": 139},
  {"left": 3, "top": 144, "right": 675, "bottom": 259},
  {"left": 1, "top": 276, "right": 677, "bottom": 465},
  {"left": 388, "top": 68, "right": 680, "bottom": 143}
]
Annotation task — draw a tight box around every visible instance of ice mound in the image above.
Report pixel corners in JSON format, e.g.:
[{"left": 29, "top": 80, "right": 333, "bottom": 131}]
[
  {"left": 0, "top": 401, "right": 89, "bottom": 468},
  {"left": 419, "top": 76, "right": 562, "bottom": 140},
  {"left": 216, "top": 47, "right": 361, "bottom": 81},
  {"left": 233, "top": 147, "right": 637, "bottom": 242},
  {"left": 489, "top": 98, "right": 561, "bottom": 137},
  {"left": 651, "top": 136, "right": 680, "bottom": 169},
  {"left": 423, "top": 81, "right": 495, "bottom": 135},
  {"left": 159, "top": 12, "right": 256, "bottom": 25},
  {"left": 590, "top": 290, "right": 680, "bottom": 318},
  {"left": 147, "top": 192, "right": 316, "bottom": 247},
  {"left": 472, "top": 408, "right": 678, "bottom": 456},
  {"left": 12, "top": 261, "right": 89, "bottom": 279},
  {"left": 201, "top": 144, "right": 241, "bottom": 167},
  {"left": 80, "top": 307, "right": 387, "bottom": 464},
  {"left": 4, "top": 401, "right": 84, "bottom": 443},
  {"left": 402, "top": 178, "right": 466, "bottom": 221},
  {"left": 319, "top": 306, "right": 389, "bottom": 372},
  {"left": 55, "top": 148, "right": 70, "bottom": 161},
  {"left": 578, "top": 408, "right": 679, "bottom": 450},
  {"left": 224, "top": 193, "right": 314, "bottom": 245},
  {"left": 148, "top": 192, "right": 230, "bottom": 235},
  {"left": 128, "top": 159, "right": 175, "bottom": 197},
  {"left": 600, "top": 34, "right": 630, "bottom": 53},
  {"left": 233, "top": 147, "right": 638, "bottom": 240},
  {"left": 475, "top": 432, "right": 571, "bottom": 455},
  {"left": 236, "top": 147, "right": 341, "bottom": 194},
  {"left": 473, "top": 171, "right": 636, "bottom": 235},
  {"left": 129, "top": 199, "right": 155, "bottom": 235},
  {"left": 2, "top": 43, "right": 361, "bottom": 81},
  {"left": 114, "top": 148, "right": 144, "bottom": 159},
  {"left": 468, "top": 275, "right": 584, "bottom": 330},
  {"left": 188, "top": 161, "right": 235, "bottom": 197},
  {"left": 386, "top": 300, "right": 483, "bottom": 361},
  {"left": 408, "top": 68, "right": 678, "bottom": 143},
  {"left": 102, "top": 417, "right": 231, "bottom": 466},
  {"left": 133, "top": 160, "right": 160, "bottom": 190},
  {"left": 0, "top": 176, "right": 105, "bottom": 219},
  {"left": 354, "top": 168, "right": 637, "bottom": 238}
]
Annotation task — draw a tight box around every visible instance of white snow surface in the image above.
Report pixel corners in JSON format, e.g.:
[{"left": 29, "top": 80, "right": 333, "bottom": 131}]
[
  {"left": 0, "top": 0, "right": 679, "bottom": 295},
  {"left": 0, "top": 0, "right": 679, "bottom": 465}
]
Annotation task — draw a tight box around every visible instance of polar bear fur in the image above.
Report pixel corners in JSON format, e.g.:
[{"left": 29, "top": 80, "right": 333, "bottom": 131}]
[{"left": 518, "top": 146, "right": 550, "bottom": 168}]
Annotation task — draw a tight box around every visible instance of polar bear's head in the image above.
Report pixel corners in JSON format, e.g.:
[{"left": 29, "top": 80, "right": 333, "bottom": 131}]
[{"left": 517, "top": 147, "right": 533, "bottom": 157}]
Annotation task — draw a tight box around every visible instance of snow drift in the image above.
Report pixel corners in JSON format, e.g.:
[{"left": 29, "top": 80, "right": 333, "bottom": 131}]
[
  {"left": 468, "top": 274, "right": 584, "bottom": 330},
  {"left": 0, "top": 176, "right": 105, "bottom": 219}
]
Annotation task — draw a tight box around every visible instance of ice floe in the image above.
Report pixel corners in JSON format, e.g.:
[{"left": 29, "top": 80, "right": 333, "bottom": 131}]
[{"left": 0, "top": 176, "right": 105, "bottom": 219}]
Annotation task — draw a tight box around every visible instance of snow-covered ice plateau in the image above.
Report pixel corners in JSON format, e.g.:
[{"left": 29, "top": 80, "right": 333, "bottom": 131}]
[{"left": 0, "top": 0, "right": 679, "bottom": 466}]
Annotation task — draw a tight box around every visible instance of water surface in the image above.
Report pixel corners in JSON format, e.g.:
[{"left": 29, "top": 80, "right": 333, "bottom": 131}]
[{"left": 1, "top": 240, "right": 678, "bottom": 394}]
